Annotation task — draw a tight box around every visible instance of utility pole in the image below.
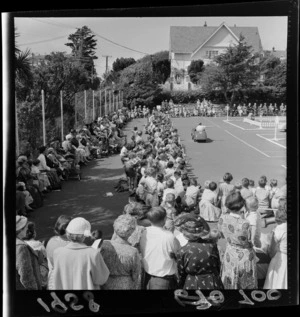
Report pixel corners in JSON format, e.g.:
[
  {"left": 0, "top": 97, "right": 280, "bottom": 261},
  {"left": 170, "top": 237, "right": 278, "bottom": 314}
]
[{"left": 102, "top": 55, "right": 112, "bottom": 75}]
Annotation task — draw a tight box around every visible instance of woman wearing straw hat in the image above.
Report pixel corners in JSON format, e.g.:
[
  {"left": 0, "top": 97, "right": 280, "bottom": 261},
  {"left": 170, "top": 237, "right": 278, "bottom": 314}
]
[
  {"left": 101, "top": 215, "right": 142, "bottom": 289},
  {"left": 176, "top": 217, "right": 223, "bottom": 290},
  {"left": 52, "top": 217, "right": 109, "bottom": 290},
  {"left": 16, "top": 216, "right": 42, "bottom": 290}
]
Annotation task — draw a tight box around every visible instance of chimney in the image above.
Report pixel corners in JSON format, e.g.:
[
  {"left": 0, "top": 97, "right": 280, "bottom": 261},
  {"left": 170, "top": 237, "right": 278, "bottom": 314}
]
[{"left": 204, "top": 21, "right": 207, "bottom": 27}]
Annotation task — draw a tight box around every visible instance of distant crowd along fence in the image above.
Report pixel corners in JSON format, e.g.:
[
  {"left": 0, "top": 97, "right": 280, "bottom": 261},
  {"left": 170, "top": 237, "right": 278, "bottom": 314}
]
[{"left": 15, "top": 88, "right": 124, "bottom": 156}]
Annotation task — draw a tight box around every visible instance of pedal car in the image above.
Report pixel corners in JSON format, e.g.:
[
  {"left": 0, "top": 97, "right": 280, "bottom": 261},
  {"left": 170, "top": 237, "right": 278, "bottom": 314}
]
[{"left": 191, "top": 124, "right": 207, "bottom": 142}]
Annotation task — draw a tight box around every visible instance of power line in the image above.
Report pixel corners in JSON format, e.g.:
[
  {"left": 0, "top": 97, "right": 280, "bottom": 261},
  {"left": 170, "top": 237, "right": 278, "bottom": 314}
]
[
  {"left": 28, "top": 17, "right": 150, "bottom": 56},
  {"left": 18, "top": 35, "right": 68, "bottom": 46}
]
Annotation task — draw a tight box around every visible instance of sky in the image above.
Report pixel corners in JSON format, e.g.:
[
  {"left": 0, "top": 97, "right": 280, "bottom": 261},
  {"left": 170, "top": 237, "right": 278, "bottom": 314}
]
[{"left": 14, "top": 16, "right": 288, "bottom": 77}]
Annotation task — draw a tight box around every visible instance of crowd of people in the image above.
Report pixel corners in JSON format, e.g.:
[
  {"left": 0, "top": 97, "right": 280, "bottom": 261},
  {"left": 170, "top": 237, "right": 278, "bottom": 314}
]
[
  {"left": 16, "top": 109, "right": 287, "bottom": 291},
  {"left": 150, "top": 99, "right": 287, "bottom": 118},
  {"left": 16, "top": 108, "right": 131, "bottom": 217}
]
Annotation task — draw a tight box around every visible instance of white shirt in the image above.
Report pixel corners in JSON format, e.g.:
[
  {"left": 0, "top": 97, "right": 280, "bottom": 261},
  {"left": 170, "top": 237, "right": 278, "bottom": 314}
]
[
  {"left": 162, "top": 188, "right": 177, "bottom": 201},
  {"left": 245, "top": 211, "right": 262, "bottom": 248},
  {"left": 139, "top": 226, "right": 180, "bottom": 277},
  {"left": 37, "top": 154, "right": 50, "bottom": 171}
]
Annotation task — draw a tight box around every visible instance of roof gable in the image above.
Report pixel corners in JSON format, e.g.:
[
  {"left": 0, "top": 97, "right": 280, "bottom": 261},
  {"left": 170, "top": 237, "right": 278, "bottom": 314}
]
[
  {"left": 170, "top": 24, "right": 263, "bottom": 54},
  {"left": 191, "top": 23, "right": 239, "bottom": 57}
]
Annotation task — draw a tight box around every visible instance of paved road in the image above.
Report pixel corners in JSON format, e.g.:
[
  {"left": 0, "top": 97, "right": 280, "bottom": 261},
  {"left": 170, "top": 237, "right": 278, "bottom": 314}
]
[
  {"left": 172, "top": 116, "right": 286, "bottom": 187},
  {"left": 31, "top": 118, "right": 147, "bottom": 242},
  {"left": 32, "top": 115, "right": 279, "bottom": 245}
]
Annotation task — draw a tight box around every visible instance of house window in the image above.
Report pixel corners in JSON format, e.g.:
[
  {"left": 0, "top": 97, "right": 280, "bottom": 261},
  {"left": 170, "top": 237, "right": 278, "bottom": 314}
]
[{"left": 206, "top": 51, "right": 219, "bottom": 58}]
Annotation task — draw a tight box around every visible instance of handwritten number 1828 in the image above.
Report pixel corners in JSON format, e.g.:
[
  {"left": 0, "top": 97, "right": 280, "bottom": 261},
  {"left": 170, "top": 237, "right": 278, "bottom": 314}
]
[{"left": 37, "top": 292, "right": 100, "bottom": 313}]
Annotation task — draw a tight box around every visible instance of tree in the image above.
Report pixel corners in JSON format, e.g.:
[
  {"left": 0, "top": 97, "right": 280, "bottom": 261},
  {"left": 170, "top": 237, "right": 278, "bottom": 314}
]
[
  {"left": 15, "top": 28, "right": 33, "bottom": 101},
  {"left": 65, "top": 26, "right": 98, "bottom": 87},
  {"left": 200, "top": 35, "right": 259, "bottom": 105},
  {"left": 187, "top": 59, "right": 204, "bottom": 84},
  {"left": 151, "top": 51, "right": 171, "bottom": 84},
  {"left": 118, "top": 55, "right": 162, "bottom": 108},
  {"left": 112, "top": 57, "right": 136, "bottom": 72}
]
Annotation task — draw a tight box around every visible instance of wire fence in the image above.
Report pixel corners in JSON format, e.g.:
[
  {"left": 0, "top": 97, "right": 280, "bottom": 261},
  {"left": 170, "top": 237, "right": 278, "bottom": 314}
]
[{"left": 16, "top": 88, "right": 124, "bottom": 156}]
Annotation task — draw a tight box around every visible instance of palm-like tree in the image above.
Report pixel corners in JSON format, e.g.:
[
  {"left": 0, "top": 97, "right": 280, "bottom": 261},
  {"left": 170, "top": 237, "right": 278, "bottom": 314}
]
[{"left": 15, "top": 28, "right": 33, "bottom": 87}]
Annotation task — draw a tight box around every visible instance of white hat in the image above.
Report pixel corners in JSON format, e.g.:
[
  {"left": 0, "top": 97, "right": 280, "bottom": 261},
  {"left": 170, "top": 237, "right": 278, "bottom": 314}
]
[
  {"left": 16, "top": 215, "right": 28, "bottom": 232},
  {"left": 66, "top": 217, "right": 92, "bottom": 237},
  {"left": 66, "top": 134, "right": 73, "bottom": 140}
]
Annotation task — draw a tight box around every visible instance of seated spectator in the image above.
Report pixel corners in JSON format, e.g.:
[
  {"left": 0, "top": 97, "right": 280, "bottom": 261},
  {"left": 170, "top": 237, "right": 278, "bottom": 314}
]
[
  {"left": 182, "top": 178, "right": 200, "bottom": 207},
  {"left": 255, "top": 177, "right": 272, "bottom": 217},
  {"left": 16, "top": 216, "right": 42, "bottom": 290},
  {"left": 161, "top": 193, "right": 177, "bottom": 232},
  {"left": 139, "top": 206, "right": 180, "bottom": 289},
  {"left": 16, "top": 183, "right": 27, "bottom": 216},
  {"left": 199, "top": 181, "right": 221, "bottom": 222},
  {"left": 162, "top": 179, "right": 177, "bottom": 202},
  {"left": 249, "top": 179, "right": 256, "bottom": 195},
  {"left": 101, "top": 215, "right": 142, "bottom": 289},
  {"left": 52, "top": 217, "right": 109, "bottom": 290},
  {"left": 240, "top": 178, "right": 254, "bottom": 200}
]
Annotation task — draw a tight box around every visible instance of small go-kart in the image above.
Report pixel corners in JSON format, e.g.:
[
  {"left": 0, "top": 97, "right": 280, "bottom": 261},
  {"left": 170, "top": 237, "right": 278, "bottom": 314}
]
[{"left": 191, "top": 127, "right": 207, "bottom": 142}]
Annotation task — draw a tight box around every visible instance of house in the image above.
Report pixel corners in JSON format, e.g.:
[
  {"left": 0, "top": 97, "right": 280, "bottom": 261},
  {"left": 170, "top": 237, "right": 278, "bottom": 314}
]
[{"left": 169, "top": 22, "right": 263, "bottom": 88}]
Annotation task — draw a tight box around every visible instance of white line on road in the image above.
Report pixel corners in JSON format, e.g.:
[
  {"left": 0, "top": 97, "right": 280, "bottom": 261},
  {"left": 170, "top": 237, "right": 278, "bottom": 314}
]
[
  {"left": 203, "top": 117, "right": 221, "bottom": 128},
  {"left": 256, "top": 134, "right": 286, "bottom": 149},
  {"left": 223, "top": 120, "right": 245, "bottom": 130},
  {"left": 223, "top": 120, "right": 273, "bottom": 131},
  {"left": 281, "top": 165, "right": 287, "bottom": 169},
  {"left": 225, "top": 130, "right": 270, "bottom": 157}
]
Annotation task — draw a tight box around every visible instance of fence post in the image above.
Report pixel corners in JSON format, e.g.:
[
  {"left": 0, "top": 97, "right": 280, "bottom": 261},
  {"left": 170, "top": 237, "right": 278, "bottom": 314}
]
[
  {"left": 93, "top": 90, "right": 95, "bottom": 121},
  {"left": 99, "top": 90, "right": 102, "bottom": 118},
  {"left": 84, "top": 90, "right": 87, "bottom": 123},
  {"left": 41, "top": 90, "right": 46, "bottom": 146},
  {"left": 105, "top": 89, "right": 107, "bottom": 116},
  {"left": 75, "top": 93, "right": 77, "bottom": 129},
  {"left": 60, "top": 90, "right": 64, "bottom": 142},
  {"left": 15, "top": 93, "right": 19, "bottom": 156}
]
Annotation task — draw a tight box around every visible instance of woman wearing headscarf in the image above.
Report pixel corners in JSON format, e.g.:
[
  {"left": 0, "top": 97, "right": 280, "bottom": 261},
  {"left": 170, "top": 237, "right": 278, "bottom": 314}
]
[
  {"left": 37, "top": 146, "right": 62, "bottom": 190},
  {"left": 101, "top": 215, "right": 142, "bottom": 289},
  {"left": 16, "top": 156, "right": 43, "bottom": 209},
  {"left": 16, "top": 216, "right": 42, "bottom": 290},
  {"left": 218, "top": 191, "right": 257, "bottom": 289},
  {"left": 52, "top": 217, "right": 109, "bottom": 290},
  {"left": 176, "top": 217, "right": 223, "bottom": 290}
]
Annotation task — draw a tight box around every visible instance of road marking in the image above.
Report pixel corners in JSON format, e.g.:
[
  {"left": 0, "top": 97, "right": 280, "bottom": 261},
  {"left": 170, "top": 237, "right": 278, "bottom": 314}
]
[
  {"left": 223, "top": 120, "right": 273, "bottom": 131},
  {"left": 203, "top": 117, "right": 221, "bottom": 128},
  {"left": 225, "top": 130, "right": 270, "bottom": 157},
  {"left": 281, "top": 165, "right": 287, "bottom": 169},
  {"left": 256, "top": 134, "right": 286, "bottom": 149}
]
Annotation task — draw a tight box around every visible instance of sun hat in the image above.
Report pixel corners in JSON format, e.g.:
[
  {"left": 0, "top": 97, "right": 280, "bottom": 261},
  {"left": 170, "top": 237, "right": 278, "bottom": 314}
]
[
  {"left": 66, "top": 217, "right": 92, "bottom": 237},
  {"left": 174, "top": 213, "right": 196, "bottom": 228},
  {"left": 16, "top": 215, "right": 28, "bottom": 232},
  {"left": 17, "top": 156, "right": 27, "bottom": 163},
  {"left": 181, "top": 217, "right": 211, "bottom": 241},
  {"left": 113, "top": 214, "right": 137, "bottom": 241}
]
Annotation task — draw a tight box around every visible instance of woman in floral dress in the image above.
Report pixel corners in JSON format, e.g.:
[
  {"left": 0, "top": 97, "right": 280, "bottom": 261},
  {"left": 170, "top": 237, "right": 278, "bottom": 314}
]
[
  {"left": 218, "top": 191, "right": 257, "bottom": 289},
  {"left": 176, "top": 217, "right": 224, "bottom": 290},
  {"left": 101, "top": 215, "right": 142, "bottom": 289}
]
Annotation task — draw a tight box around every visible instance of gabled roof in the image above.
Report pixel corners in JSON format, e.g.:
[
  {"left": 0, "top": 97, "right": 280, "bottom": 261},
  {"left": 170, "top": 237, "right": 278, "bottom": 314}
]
[{"left": 170, "top": 24, "right": 263, "bottom": 54}]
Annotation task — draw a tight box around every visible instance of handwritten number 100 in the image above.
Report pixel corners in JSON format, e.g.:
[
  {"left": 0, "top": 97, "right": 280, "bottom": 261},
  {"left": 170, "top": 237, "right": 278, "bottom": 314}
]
[{"left": 37, "top": 292, "right": 100, "bottom": 313}]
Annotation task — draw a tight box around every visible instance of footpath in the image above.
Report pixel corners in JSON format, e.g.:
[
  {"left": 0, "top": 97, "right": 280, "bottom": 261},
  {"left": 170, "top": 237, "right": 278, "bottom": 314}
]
[{"left": 31, "top": 118, "right": 147, "bottom": 241}]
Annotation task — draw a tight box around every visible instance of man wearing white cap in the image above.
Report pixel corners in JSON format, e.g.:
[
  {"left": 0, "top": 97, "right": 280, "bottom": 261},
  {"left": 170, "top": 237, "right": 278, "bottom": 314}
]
[{"left": 52, "top": 217, "right": 109, "bottom": 290}]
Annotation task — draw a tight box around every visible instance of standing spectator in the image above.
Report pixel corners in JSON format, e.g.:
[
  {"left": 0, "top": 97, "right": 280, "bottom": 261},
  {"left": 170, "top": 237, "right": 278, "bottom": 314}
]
[
  {"left": 183, "top": 178, "right": 200, "bottom": 207},
  {"left": 16, "top": 216, "right": 42, "bottom": 290},
  {"left": 255, "top": 177, "right": 272, "bottom": 217},
  {"left": 139, "top": 167, "right": 159, "bottom": 207},
  {"left": 52, "top": 217, "right": 109, "bottom": 290},
  {"left": 249, "top": 179, "right": 256, "bottom": 196},
  {"left": 23, "top": 222, "right": 49, "bottom": 289},
  {"left": 264, "top": 198, "right": 287, "bottom": 289},
  {"left": 161, "top": 193, "right": 177, "bottom": 232},
  {"left": 269, "top": 179, "right": 280, "bottom": 209},
  {"left": 176, "top": 217, "right": 223, "bottom": 290},
  {"left": 45, "top": 215, "right": 72, "bottom": 290},
  {"left": 218, "top": 172, "right": 235, "bottom": 213},
  {"left": 218, "top": 192, "right": 257, "bottom": 289},
  {"left": 245, "top": 197, "right": 262, "bottom": 248},
  {"left": 101, "top": 215, "right": 142, "bottom": 289},
  {"left": 139, "top": 206, "right": 180, "bottom": 289}
]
